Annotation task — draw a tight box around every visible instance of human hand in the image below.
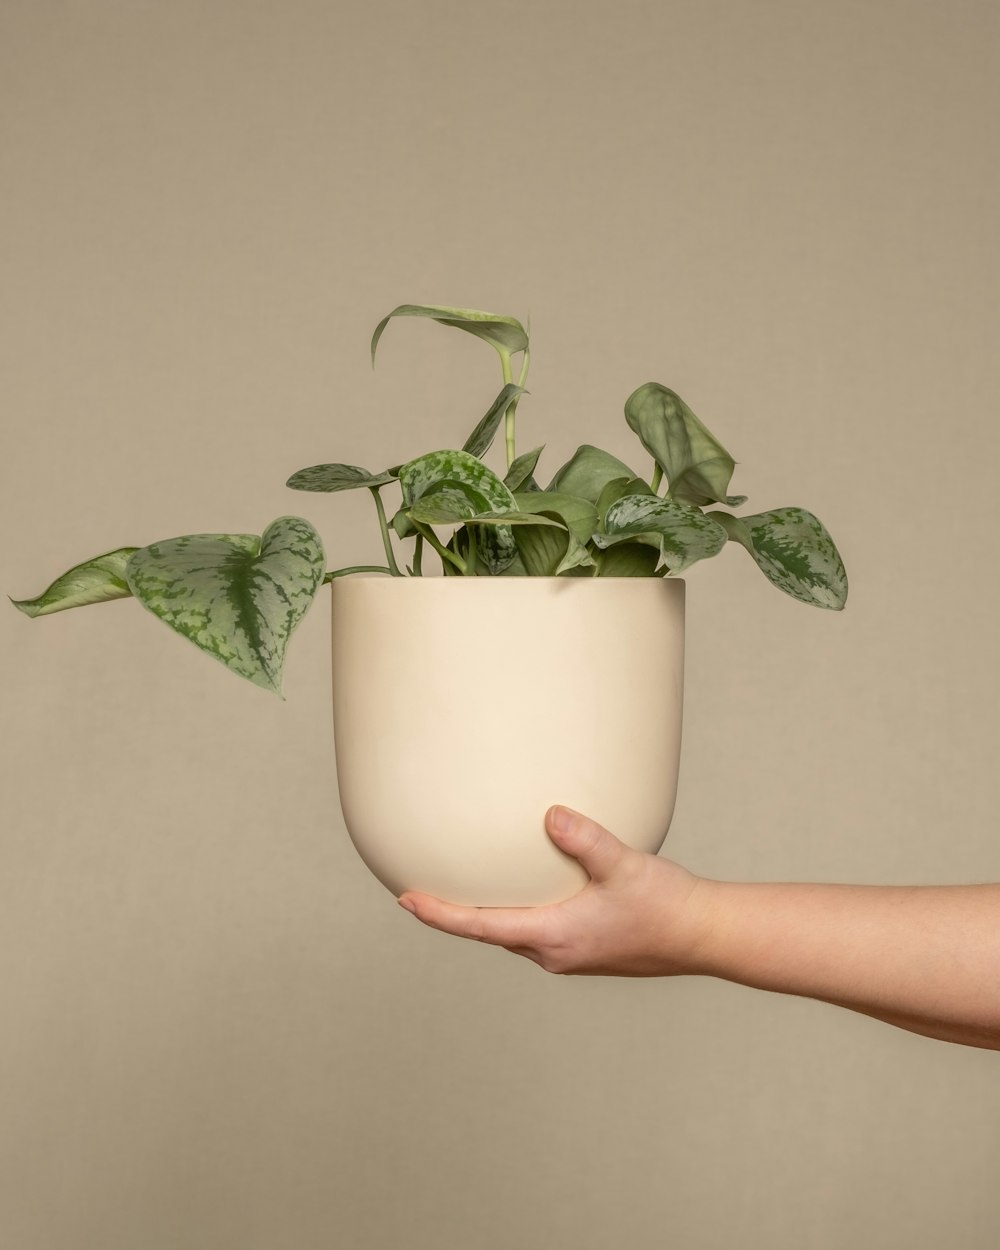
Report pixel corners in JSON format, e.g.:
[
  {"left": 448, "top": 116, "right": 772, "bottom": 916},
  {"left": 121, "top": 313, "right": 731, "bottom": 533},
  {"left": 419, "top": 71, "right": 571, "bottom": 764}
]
[{"left": 397, "top": 805, "right": 712, "bottom": 976}]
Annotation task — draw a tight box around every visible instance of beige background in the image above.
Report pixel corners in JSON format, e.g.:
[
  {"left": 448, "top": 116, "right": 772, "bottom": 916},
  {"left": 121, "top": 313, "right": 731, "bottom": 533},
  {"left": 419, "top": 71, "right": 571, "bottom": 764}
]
[{"left": 2, "top": 1, "right": 998, "bottom": 1246}]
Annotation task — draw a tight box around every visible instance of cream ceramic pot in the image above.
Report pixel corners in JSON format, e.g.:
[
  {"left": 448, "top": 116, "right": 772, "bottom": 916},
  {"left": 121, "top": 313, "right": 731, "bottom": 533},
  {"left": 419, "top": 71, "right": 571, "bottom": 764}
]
[{"left": 332, "top": 576, "right": 685, "bottom": 906}]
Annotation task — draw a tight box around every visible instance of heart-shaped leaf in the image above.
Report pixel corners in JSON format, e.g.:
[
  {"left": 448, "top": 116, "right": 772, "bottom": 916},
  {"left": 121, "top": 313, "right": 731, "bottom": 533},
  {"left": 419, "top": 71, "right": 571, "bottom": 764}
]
[
  {"left": 462, "top": 384, "right": 526, "bottom": 458},
  {"left": 596, "top": 476, "right": 656, "bottom": 528},
  {"left": 286, "top": 463, "right": 396, "bottom": 493},
  {"left": 711, "top": 508, "right": 848, "bottom": 609},
  {"left": 125, "top": 516, "right": 326, "bottom": 693},
  {"left": 595, "top": 494, "right": 728, "bottom": 573},
  {"left": 546, "top": 445, "right": 640, "bottom": 503},
  {"left": 371, "top": 304, "right": 529, "bottom": 364},
  {"left": 11, "top": 547, "right": 139, "bottom": 617},
  {"left": 624, "top": 383, "right": 744, "bottom": 507}
]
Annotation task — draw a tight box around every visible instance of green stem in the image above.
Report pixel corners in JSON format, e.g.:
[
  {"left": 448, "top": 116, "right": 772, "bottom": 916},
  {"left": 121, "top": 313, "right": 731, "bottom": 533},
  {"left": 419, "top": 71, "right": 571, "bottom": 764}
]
[
  {"left": 413, "top": 520, "right": 466, "bottom": 574},
  {"left": 370, "top": 487, "right": 402, "bottom": 575},
  {"left": 324, "top": 565, "right": 395, "bottom": 581},
  {"left": 650, "top": 463, "right": 664, "bottom": 494},
  {"left": 411, "top": 533, "right": 424, "bottom": 576}
]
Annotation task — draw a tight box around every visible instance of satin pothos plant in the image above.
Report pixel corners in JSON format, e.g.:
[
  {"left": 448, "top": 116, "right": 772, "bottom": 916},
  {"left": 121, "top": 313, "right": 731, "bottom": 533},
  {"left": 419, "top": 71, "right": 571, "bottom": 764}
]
[{"left": 13, "top": 304, "right": 848, "bottom": 693}]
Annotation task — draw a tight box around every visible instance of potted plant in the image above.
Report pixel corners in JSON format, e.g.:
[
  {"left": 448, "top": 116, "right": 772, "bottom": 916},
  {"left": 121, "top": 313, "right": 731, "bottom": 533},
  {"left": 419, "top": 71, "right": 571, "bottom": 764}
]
[{"left": 12, "top": 304, "right": 847, "bottom": 906}]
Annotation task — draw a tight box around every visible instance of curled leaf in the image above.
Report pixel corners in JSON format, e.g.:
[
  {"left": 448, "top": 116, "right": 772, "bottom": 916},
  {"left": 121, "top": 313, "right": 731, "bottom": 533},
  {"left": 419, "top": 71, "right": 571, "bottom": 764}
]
[
  {"left": 12, "top": 547, "right": 138, "bottom": 617},
  {"left": 371, "top": 304, "right": 529, "bottom": 364},
  {"left": 462, "top": 384, "right": 526, "bottom": 458},
  {"left": 624, "top": 383, "right": 742, "bottom": 507},
  {"left": 595, "top": 494, "right": 728, "bottom": 573}
]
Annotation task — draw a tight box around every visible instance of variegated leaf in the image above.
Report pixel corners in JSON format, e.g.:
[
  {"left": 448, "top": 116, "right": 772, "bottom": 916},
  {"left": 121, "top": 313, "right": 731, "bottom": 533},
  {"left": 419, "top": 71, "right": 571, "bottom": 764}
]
[
  {"left": 711, "top": 508, "right": 848, "bottom": 609},
  {"left": 595, "top": 494, "right": 727, "bottom": 573},
  {"left": 12, "top": 547, "right": 139, "bottom": 617},
  {"left": 371, "top": 303, "right": 529, "bottom": 363},
  {"left": 286, "top": 463, "right": 396, "bottom": 493},
  {"left": 596, "top": 475, "right": 655, "bottom": 527},
  {"left": 399, "top": 449, "right": 518, "bottom": 573},
  {"left": 462, "top": 384, "right": 526, "bottom": 458},
  {"left": 624, "top": 383, "right": 745, "bottom": 507},
  {"left": 125, "top": 517, "right": 326, "bottom": 694},
  {"left": 547, "top": 444, "right": 640, "bottom": 503}
]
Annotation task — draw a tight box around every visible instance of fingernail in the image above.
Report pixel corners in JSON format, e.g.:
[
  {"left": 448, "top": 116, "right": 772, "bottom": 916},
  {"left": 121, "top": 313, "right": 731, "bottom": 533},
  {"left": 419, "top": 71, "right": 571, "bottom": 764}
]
[
  {"left": 397, "top": 897, "right": 417, "bottom": 915},
  {"left": 549, "top": 805, "right": 573, "bottom": 834}
]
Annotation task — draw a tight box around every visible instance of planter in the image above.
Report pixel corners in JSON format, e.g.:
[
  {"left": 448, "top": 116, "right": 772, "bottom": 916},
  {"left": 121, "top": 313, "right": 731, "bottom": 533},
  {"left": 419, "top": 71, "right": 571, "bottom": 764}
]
[{"left": 332, "top": 576, "right": 685, "bottom": 906}]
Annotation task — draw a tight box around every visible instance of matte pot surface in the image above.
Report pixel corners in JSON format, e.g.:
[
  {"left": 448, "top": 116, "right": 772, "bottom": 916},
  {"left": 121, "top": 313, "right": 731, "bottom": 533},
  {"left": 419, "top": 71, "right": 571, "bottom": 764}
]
[{"left": 332, "top": 576, "right": 685, "bottom": 906}]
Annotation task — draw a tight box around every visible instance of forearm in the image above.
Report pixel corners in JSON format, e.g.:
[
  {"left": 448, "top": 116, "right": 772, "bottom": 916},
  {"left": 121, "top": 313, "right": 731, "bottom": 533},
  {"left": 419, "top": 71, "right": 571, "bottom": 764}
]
[{"left": 692, "top": 880, "right": 1000, "bottom": 1050}]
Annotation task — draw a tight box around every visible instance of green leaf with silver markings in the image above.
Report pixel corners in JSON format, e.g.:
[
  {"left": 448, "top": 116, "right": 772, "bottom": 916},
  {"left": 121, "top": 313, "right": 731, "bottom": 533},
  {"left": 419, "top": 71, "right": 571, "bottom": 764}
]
[
  {"left": 710, "top": 508, "right": 848, "bottom": 609},
  {"left": 371, "top": 304, "right": 529, "bottom": 363},
  {"left": 399, "top": 450, "right": 518, "bottom": 573},
  {"left": 596, "top": 476, "right": 656, "bottom": 529},
  {"left": 595, "top": 494, "right": 728, "bottom": 573},
  {"left": 462, "top": 384, "right": 526, "bottom": 458},
  {"left": 125, "top": 516, "right": 325, "bottom": 694},
  {"left": 624, "top": 383, "right": 745, "bottom": 508},
  {"left": 11, "top": 547, "right": 139, "bottom": 617},
  {"left": 286, "top": 463, "right": 396, "bottom": 493}
]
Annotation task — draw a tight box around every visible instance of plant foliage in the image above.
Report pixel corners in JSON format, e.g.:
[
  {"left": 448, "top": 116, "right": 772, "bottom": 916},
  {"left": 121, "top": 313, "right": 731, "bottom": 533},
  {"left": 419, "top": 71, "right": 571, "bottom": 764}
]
[{"left": 12, "top": 304, "right": 847, "bottom": 692}]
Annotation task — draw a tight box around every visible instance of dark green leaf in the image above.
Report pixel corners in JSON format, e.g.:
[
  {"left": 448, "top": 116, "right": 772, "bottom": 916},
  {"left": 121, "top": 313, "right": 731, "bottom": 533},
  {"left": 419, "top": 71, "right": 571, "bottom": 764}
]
[
  {"left": 511, "top": 491, "right": 598, "bottom": 546},
  {"left": 462, "top": 384, "right": 526, "bottom": 458},
  {"left": 371, "top": 304, "right": 529, "bottom": 364},
  {"left": 504, "top": 445, "right": 545, "bottom": 492},
  {"left": 624, "top": 383, "right": 743, "bottom": 507},
  {"left": 546, "top": 444, "right": 640, "bottom": 503},
  {"left": 597, "top": 542, "right": 663, "bottom": 577}
]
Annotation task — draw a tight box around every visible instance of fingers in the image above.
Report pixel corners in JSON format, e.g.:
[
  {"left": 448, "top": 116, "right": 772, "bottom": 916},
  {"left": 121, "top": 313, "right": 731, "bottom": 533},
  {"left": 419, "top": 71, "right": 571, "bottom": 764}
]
[
  {"left": 398, "top": 893, "right": 540, "bottom": 948},
  {"left": 545, "top": 805, "right": 629, "bottom": 883}
]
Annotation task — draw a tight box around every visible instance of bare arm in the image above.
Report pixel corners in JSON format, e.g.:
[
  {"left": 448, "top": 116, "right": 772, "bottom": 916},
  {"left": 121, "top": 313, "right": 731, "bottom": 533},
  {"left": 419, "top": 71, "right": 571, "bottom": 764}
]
[{"left": 398, "top": 807, "right": 1000, "bottom": 1051}]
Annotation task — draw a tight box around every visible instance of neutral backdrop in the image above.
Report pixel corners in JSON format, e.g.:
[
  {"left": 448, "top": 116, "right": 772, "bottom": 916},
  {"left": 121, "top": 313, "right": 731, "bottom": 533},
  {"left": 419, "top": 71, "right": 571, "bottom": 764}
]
[{"left": 2, "top": 2, "right": 998, "bottom": 1248}]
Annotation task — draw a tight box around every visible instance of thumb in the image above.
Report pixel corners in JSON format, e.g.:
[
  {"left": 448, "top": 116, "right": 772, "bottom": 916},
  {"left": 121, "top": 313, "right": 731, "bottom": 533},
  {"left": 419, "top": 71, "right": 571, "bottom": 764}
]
[{"left": 545, "top": 806, "right": 629, "bottom": 883}]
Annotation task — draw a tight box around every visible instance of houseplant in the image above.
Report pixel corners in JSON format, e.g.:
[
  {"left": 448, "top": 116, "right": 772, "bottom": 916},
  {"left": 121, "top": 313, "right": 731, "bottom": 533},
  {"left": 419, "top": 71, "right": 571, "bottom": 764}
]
[{"left": 13, "top": 304, "right": 847, "bottom": 904}]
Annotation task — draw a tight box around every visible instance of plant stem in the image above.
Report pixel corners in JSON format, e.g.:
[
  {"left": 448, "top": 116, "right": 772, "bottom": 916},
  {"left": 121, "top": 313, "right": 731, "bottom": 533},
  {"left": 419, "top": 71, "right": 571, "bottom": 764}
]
[
  {"left": 411, "top": 533, "right": 424, "bottom": 575},
  {"left": 324, "top": 565, "right": 395, "bottom": 581},
  {"left": 369, "top": 487, "right": 402, "bottom": 575},
  {"left": 413, "top": 520, "right": 466, "bottom": 574},
  {"left": 651, "top": 463, "right": 664, "bottom": 494}
]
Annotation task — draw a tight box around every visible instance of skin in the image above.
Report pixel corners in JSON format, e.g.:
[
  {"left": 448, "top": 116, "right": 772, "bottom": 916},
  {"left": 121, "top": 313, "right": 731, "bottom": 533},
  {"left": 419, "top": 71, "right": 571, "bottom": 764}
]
[{"left": 398, "top": 806, "right": 1000, "bottom": 1051}]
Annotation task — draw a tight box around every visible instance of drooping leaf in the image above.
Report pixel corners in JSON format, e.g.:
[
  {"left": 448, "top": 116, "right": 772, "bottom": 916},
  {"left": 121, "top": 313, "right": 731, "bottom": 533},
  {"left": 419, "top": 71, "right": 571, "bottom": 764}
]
[
  {"left": 504, "top": 445, "right": 545, "bottom": 492},
  {"left": 462, "top": 384, "right": 526, "bottom": 458},
  {"left": 399, "top": 449, "right": 518, "bottom": 573},
  {"left": 512, "top": 491, "right": 599, "bottom": 546},
  {"left": 371, "top": 304, "right": 529, "bottom": 364},
  {"left": 597, "top": 542, "right": 663, "bottom": 577},
  {"left": 711, "top": 508, "right": 848, "bottom": 610},
  {"left": 546, "top": 444, "right": 640, "bottom": 503},
  {"left": 12, "top": 547, "right": 139, "bottom": 617},
  {"left": 624, "top": 383, "right": 745, "bottom": 507},
  {"left": 286, "top": 463, "right": 396, "bottom": 493},
  {"left": 595, "top": 494, "right": 728, "bottom": 573},
  {"left": 506, "top": 519, "right": 595, "bottom": 577},
  {"left": 406, "top": 480, "right": 495, "bottom": 525},
  {"left": 125, "top": 517, "right": 326, "bottom": 694}
]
